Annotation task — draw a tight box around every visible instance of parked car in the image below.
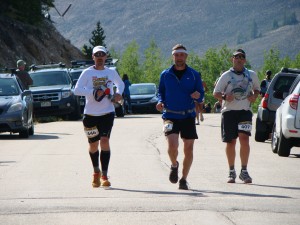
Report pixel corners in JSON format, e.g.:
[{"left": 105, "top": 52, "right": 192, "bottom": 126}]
[
  {"left": 129, "top": 83, "right": 158, "bottom": 113},
  {"left": 0, "top": 70, "right": 34, "bottom": 138},
  {"left": 255, "top": 68, "right": 300, "bottom": 142},
  {"left": 29, "top": 63, "right": 82, "bottom": 120},
  {"left": 271, "top": 77, "right": 300, "bottom": 157}
]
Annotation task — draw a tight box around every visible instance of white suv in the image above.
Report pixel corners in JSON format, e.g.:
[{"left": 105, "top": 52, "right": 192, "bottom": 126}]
[
  {"left": 271, "top": 75, "right": 300, "bottom": 157},
  {"left": 255, "top": 68, "right": 300, "bottom": 142}
]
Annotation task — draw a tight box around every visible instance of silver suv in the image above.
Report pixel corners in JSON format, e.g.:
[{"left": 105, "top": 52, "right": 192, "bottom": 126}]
[{"left": 255, "top": 68, "right": 300, "bottom": 142}]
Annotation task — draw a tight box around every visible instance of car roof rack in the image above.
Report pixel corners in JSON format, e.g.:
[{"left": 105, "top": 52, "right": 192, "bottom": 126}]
[
  {"left": 280, "top": 67, "right": 300, "bottom": 74},
  {"left": 71, "top": 60, "right": 94, "bottom": 68},
  {"left": 30, "top": 62, "right": 66, "bottom": 71},
  {"left": 0, "top": 68, "right": 16, "bottom": 75}
]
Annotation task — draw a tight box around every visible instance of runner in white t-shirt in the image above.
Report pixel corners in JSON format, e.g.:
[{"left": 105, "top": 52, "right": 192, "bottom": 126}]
[
  {"left": 74, "top": 46, "right": 124, "bottom": 188},
  {"left": 213, "top": 49, "right": 260, "bottom": 184}
]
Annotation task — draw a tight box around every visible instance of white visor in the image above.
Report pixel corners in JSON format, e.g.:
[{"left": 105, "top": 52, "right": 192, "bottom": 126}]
[{"left": 172, "top": 49, "right": 188, "bottom": 55}]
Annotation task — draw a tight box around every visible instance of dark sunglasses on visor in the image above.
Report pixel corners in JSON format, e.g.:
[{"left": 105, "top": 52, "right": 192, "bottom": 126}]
[
  {"left": 233, "top": 55, "right": 245, "bottom": 59},
  {"left": 94, "top": 52, "right": 106, "bottom": 57}
]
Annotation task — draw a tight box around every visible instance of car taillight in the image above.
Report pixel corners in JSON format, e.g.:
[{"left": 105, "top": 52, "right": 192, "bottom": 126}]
[
  {"left": 261, "top": 93, "right": 269, "bottom": 108},
  {"left": 289, "top": 94, "right": 299, "bottom": 110}
]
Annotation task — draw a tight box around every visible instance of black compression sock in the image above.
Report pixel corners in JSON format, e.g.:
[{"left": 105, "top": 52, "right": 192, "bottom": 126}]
[
  {"left": 89, "top": 150, "right": 100, "bottom": 173},
  {"left": 100, "top": 150, "right": 111, "bottom": 176}
]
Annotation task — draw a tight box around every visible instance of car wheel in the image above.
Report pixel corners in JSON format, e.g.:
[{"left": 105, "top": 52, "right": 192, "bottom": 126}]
[
  {"left": 271, "top": 123, "right": 278, "bottom": 153},
  {"left": 19, "top": 129, "right": 29, "bottom": 138},
  {"left": 115, "top": 104, "right": 124, "bottom": 117},
  {"left": 29, "top": 122, "right": 34, "bottom": 136},
  {"left": 255, "top": 118, "right": 268, "bottom": 142},
  {"left": 277, "top": 128, "right": 291, "bottom": 157}
]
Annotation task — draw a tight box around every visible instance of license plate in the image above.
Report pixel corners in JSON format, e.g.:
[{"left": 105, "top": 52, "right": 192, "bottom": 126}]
[{"left": 41, "top": 101, "right": 51, "bottom": 107}]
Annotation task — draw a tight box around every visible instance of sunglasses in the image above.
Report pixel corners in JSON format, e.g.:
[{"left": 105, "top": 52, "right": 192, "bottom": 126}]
[
  {"left": 233, "top": 55, "right": 245, "bottom": 59},
  {"left": 94, "top": 52, "right": 106, "bottom": 57}
]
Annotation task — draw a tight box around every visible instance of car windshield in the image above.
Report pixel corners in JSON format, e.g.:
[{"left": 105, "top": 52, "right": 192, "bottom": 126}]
[
  {"left": 70, "top": 71, "right": 82, "bottom": 80},
  {"left": 30, "top": 71, "right": 70, "bottom": 86},
  {"left": 0, "top": 79, "right": 19, "bottom": 96},
  {"left": 130, "top": 84, "right": 156, "bottom": 95}
]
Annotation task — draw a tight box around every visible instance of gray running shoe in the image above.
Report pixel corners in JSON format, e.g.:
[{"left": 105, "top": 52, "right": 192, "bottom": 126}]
[
  {"left": 169, "top": 161, "right": 179, "bottom": 184},
  {"left": 179, "top": 178, "right": 188, "bottom": 190},
  {"left": 227, "top": 170, "right": 236, "bottom": 183},
  {"left": 239, "top": 170, "right": 252, "bottom": 184}
]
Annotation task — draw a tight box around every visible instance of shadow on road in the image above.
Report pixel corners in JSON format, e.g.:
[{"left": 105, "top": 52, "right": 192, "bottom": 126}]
[
  {"left": 0, "top": 133, "right": 59, "bottom": 140},
  {"left": 0, "top": 161, "right": 16, "bottom": 166},
  {"left": 190, "top": 189, "right": 292, "bottom": 199},
  {"left": 97, "top": 187, "right": 292, "bottom": 199},
  {"left": 109, "top": 187, "right": 205, "bottom": 197}
]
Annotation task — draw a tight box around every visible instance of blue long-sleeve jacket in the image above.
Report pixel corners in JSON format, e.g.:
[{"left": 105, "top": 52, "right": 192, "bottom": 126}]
[{"left": 158, "top": 65, "right": 205, "bottom": 119}]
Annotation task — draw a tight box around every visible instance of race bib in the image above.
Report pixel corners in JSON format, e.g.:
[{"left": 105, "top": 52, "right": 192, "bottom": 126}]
[
  {"left": 84, "top": 126, "right": 99, "bottom": 138},
  {"left": 163, "top": 120, "right": 173, "bottom": 133},
  {"left": 238, "top": 122, "right": 252, "bottom": 132}
]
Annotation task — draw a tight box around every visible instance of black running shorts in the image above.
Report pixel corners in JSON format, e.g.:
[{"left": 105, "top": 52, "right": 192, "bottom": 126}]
[
  {"left": 164, "top": 117, "right": 198, "bottom": 139},
  {"left": 221, "top": 110, "right": 253, "bottom": 143},
  {"left": 82, "top": 113, "right": 115, "bottom": 143}
]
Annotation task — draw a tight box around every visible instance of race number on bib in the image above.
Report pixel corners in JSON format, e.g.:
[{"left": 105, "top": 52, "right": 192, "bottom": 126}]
[
  {"left": 238, "top": 122, "right": 252, "bottom": 132},
  {"left": 84, "top": 126, "right": 99, "bottom": 138}
]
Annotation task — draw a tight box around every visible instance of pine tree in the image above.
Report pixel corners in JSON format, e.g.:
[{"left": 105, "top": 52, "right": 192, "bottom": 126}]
[{"left": 82, "top": 21, "right": 106, "bottom": 58}]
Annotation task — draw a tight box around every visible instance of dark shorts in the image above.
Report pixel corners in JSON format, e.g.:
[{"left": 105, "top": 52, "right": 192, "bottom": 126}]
[
  {"left": 221, "top": 110, "right": 252, "bottom": 143},
  {"left": 164, "top": 117, "right": 198, "bottom": 139},
  {"left": 82, "top": 113, "right": 115, "bottom": 143}
]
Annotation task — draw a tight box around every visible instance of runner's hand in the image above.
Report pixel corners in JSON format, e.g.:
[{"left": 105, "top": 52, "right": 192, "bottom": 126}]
[
  {"left": 191, "top": 91, "right": 200, "bottom": 99},
  {"left": 156, "top": 102, "right": 164, "bottom": 111}
]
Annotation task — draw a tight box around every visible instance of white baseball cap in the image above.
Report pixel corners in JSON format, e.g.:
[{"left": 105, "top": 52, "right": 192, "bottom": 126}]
[{"left": 92, "top": 46, "right": 107, "bottom": 54}]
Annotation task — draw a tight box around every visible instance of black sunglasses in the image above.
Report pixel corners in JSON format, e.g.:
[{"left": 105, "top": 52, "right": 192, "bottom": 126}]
[
  {"left": 233, "top": 55, "right": 245, "bottom": 59},
  {"left": 94, "top": 52, "right": 106, "bottom": 57}
]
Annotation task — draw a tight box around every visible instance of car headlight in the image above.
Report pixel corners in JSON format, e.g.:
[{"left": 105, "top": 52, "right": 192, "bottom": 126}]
[
  {"left": 149, "top": 96, "right": 158, "bottom": 103},
  {"left": 62, "top": 91, "right": 72, "bottom": 98},
  {"left": 7, "top": 102, "right": 23, "bottom": 113}
]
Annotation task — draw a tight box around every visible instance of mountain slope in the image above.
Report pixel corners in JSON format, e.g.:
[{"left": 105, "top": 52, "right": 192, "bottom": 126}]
[
  {"left": 51, "top": 0, "right": 300, "bottom": 69},
  {"left": 0, "top": 16, "right": 84, "bottom": 68}
]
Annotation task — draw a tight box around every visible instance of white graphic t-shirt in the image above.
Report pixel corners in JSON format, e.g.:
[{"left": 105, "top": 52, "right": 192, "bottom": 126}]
[
  {"left": 214, "top": 68, "right": 260, "bottom": 112},
  {"left": 74, "top": 66, "right": 124, "bottom": 116}
]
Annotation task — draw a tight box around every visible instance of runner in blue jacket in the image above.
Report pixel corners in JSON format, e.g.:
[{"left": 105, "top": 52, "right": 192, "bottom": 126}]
[{"left": 156, "top": 44, "right": 204, "bottom": 190}]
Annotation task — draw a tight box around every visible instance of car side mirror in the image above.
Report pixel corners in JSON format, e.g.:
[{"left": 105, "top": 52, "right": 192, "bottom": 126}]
[
  {"left": 22, "top": 90, "right": 32, "bottom": 96},
  {"left": 72, "top": 79, "right": 78, "bottom": 87}
]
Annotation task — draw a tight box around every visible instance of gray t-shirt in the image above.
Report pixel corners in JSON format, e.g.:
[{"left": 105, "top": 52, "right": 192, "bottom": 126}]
[{"left": 213, "top": 69, "right": 260, "bottom": 112}]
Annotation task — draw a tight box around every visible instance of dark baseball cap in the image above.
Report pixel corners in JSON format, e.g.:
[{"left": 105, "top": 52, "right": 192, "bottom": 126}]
[{"left": 233, "top": 49, "right": 246, "bottom": 57}]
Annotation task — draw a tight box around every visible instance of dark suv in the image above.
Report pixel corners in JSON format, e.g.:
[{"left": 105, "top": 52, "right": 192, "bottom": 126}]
[
  {"left": 255, "top": 68, "right": 300, "bottom": 142},
  {"left": 29, "top": 63, "right": 82, "bottom": 120}
]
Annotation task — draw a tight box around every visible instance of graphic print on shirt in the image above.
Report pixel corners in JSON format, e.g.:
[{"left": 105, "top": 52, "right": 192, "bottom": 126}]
[
  {"left": 92, "top": 76, "right": 113, "bottom": 98},
  {"left": 227, "top": 75, "right": 253, "bottom": 101}
]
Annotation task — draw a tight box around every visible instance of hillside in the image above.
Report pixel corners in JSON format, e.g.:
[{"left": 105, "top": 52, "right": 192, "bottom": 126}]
[
  {"left": 0, "top": 16, "right": 84, "bottom": 68},
  {"left": 50, "top": 0, "right": 300, "bottom": 70}
]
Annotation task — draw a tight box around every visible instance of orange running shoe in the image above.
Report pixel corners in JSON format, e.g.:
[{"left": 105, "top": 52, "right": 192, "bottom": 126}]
[
  {"left": 92, "top": 172, "right": 101, "bottom": 188},
  {"left": 100, "top": 175, "right": 111, "bottom": 187}
]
